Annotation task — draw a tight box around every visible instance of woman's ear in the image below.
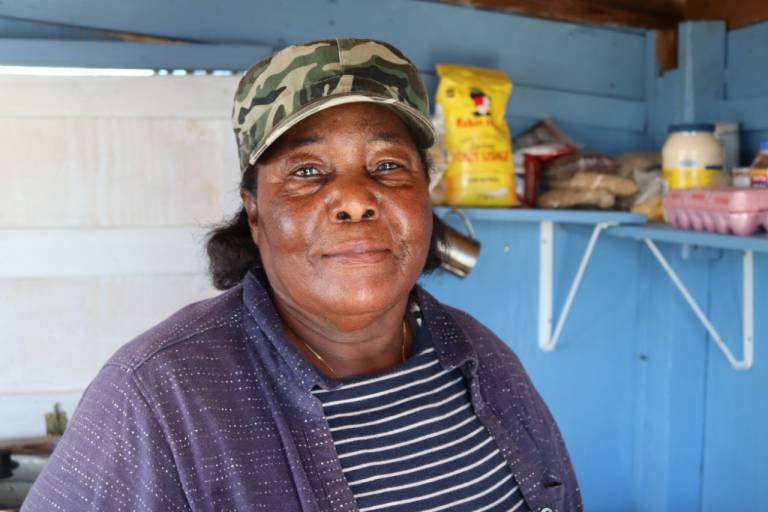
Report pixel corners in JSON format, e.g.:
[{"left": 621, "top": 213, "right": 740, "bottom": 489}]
[{"left": 240, "top": 189, "right": 259, "bottom": 245}]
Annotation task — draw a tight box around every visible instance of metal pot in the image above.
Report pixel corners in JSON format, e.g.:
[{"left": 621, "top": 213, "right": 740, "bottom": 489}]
[{"left": 435, "top": 208, "right": 481, "bottom": 278}]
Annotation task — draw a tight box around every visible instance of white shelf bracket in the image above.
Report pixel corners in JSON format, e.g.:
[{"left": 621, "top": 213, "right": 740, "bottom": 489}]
[
  {"left": 644, "top": 239, "right": 754, "bottom": 370},
  {"left": 538, "top": 221, "right": 617, "bottom": 352}
]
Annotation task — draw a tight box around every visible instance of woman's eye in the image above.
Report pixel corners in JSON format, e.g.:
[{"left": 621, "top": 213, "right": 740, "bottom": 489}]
[
  {"left": 375, "top": 161, "right": 400, "bottom": 172},
  {"left": 292, "top": 166, "right": 322, "bottom": 178}
]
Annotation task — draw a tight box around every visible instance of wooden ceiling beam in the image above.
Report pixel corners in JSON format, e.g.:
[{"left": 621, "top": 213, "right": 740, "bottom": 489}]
[
  {"left": 441, "top": 0, "right": 684, "bottom": 29},
  {"left": 655, "top": 28, "right": 679, "bottom": 74},
  {"left": 685, "top": 0, "right": 768, "bottom": 29},
  {"left": 440, "top": 0, "right": 768, "bottom": 30}
]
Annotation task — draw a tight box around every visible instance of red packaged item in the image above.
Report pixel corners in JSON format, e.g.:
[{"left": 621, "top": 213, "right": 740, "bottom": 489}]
[
  {"left": 521, "top": 144, "right": 578, "bottom": 207},
  {"left": 523, "top": 154, "right": 541, "bottom": 208}
]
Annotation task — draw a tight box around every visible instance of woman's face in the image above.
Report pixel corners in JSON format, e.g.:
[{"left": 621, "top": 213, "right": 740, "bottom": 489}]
[{"left": 244, "top": 102, "right": 433, "bottom": 323}]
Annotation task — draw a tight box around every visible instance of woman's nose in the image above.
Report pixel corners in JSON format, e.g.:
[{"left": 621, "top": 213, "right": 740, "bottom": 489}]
[
  {"left": 334, "top": 208, "right": 376, "bottom": 221},
  {"left": 328, "top": 174, "right": 379, "bottom": 223}
]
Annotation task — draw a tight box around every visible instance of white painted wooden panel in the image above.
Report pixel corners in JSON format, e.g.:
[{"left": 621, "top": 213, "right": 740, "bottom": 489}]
[
  {"left": 0, "top": 390, "right": 83, "bottom": 439},
  {"left": 1, "top": 275, "right": 215, "bottom": 394},
  {"left": 3, "top": 75, "right": 242, "bottom": 438},
  {"left": 0, "top": 117, "right": 241, "bottom": 227},
  {"left": 0, "top": 75, "right": 240, "bottom": 118},
  {"left": 0, "top": 227, "right": 209, "bottom": 278}
]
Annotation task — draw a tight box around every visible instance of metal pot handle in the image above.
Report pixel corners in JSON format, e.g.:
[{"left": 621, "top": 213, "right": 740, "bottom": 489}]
[{"left": 441, "top": 207, "right": 476, "bottom": 239}]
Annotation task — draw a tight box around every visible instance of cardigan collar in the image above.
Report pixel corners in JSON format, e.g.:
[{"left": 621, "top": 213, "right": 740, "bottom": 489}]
[{"left": 241, "top": 270, "right": 479, "bottom": 398}]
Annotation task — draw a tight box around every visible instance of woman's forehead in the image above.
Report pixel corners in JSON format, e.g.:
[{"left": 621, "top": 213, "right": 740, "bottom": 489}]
[
  {"left": 254, "top": 102, "right": 421, "bottom": 166},
  {"left": 280, "top": 103, "right": 416, "bottom": 145}
]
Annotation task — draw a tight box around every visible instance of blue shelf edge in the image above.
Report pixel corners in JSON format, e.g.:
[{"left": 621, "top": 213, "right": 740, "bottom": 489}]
[
  {"left": 432, "top": 206, "right": 768, "bottom": 253},
  {"left": 433, "top": 207, "right": 647, "bottom": 225},
  {"left": 605, "top": 224, "right": 768, "bottom": 254}
]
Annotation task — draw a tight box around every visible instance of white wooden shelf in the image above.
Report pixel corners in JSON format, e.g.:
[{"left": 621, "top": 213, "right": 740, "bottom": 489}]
[{"left": 438, "top": 207, "right": 763, "bottom": 370}]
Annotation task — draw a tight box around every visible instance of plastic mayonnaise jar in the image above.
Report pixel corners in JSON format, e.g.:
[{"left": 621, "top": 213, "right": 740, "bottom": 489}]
[{"left": 662, "top": 123, "right": 723, "bottom": 189}]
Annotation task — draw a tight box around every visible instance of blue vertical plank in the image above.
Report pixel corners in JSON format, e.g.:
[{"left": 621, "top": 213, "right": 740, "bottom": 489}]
[
  {"left": 645, "top": 30, "right": 680, "bottom": 149},
  {"left": 536, "top": 226, "right": 640, "bottom": 512},
  {"left": 724, "top": 20, "right": 768, "bottom": 162},
  {"left": 644, "top": 31, "right": 660, "bottom": 148},
  {"left": 630, "top": 242, "right": 654, "bottom": 511},
  {"left": 631, "top": 244, "right": 709, "bottom": 511},
  {"left": 676, "top": 21, "right": 726, "bottom": 124},
  {"left": 638, "top": 24, "right": 746, "bottom": 508},
  {"left": 637, "top": 25, "right": 730, "bottom": 507},
  {"left": 651, "top": 68, "right": 680, "bottom": 147},
  {"left": 700, "top": 252, "right": 768, "bottom": 510},
  {"left": 726, "top": 21, "right": 768, "bottom": 100}
]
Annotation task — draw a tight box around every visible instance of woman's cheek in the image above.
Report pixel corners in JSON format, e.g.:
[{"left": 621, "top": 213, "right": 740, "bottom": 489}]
[
  {"left": 389, "top": 194, "right": 432, "bottom": 265},
  {"left": 262, "top": 197, "right": 320, "bottom": 254}
]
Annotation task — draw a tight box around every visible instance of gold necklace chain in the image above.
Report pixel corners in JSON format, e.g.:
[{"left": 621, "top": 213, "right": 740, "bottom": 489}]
[{"left": 302, "top": 321, "right": 408, "bottom": 379}]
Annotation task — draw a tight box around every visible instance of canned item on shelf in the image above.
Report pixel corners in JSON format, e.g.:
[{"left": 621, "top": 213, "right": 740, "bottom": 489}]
[{"left": 750, "top": 139, "right": 768, "bottom": 188}]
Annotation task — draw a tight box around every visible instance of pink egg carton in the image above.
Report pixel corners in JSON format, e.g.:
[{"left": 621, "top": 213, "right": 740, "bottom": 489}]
[{"left": 664, "top": 187, "right": 768, "bottom": 236}]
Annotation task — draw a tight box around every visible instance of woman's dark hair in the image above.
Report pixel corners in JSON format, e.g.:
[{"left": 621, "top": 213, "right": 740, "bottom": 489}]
[{"left": 206, "top": 149, "right": 445, "bottom": 290}]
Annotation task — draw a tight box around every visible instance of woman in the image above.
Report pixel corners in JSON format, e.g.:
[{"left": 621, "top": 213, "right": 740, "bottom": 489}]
[{"left": 24, "top": 39, "right": 580, "bottom": 511}]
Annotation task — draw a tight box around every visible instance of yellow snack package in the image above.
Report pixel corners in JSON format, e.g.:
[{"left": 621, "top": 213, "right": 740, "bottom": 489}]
[{"left": 436, "top": 64, "right": 517, "bottom": 207}]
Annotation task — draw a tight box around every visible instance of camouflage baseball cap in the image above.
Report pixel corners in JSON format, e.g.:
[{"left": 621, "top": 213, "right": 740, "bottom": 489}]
[{"left": 232, "top": 38, "right": 436, "bottom": 173}]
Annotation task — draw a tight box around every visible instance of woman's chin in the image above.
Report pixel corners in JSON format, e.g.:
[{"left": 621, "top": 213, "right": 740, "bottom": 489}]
[{"left": 311, "top": 278, "right": 409, "bottom": 317}]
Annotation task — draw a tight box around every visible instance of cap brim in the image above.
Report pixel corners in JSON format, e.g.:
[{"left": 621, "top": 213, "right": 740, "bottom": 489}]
[{"left": 248, "top": 92, "right": 436, "bottom": 166}]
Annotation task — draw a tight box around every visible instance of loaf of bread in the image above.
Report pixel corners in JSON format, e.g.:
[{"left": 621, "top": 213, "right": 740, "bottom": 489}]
[
  {"left": 546, "top": 172, "right": 638, "bottom": 196},
  {"left": 537, "top": 189, "right": 616, "bottom": 209},
  {"left": 543, "top": 153, "right": 621, "bottom": 180}
]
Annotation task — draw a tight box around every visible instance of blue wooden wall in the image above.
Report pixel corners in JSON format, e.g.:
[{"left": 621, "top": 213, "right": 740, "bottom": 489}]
[
  {"left": 701, "top": 21, "right": 768, "bottom": 511},
  {"left": 0, "top": 0, "right": 649, "bottom": 156},
  {"left": 639, "top": 25, "right": 768, "bottom": 510},
  {"left": 423, "top": 222, "right": 645, "bottom": 510},
  {"left": 724, "top": 22, "right": 768, "bottom": 163},
  {"left": 2, "top": 2, "right": 767, "bottom": 510}
]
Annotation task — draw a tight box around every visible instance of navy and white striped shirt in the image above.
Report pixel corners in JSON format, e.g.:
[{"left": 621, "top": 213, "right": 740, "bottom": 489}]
[{"left": 313, "top": 317, "right": 529, "bottom": 512}]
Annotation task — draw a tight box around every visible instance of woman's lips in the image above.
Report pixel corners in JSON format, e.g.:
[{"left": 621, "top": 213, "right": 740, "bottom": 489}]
[{"left": 322, "top": 240, "right": 391, "bottom": 264}]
